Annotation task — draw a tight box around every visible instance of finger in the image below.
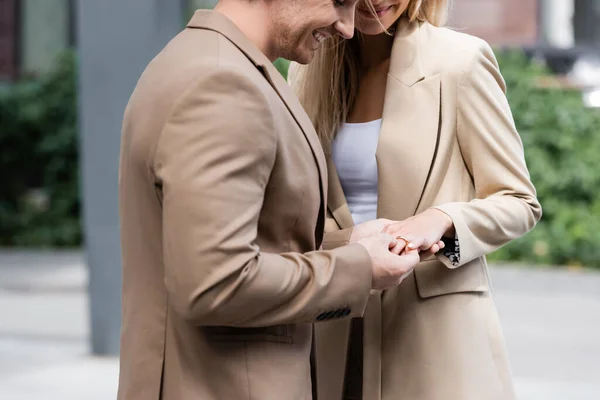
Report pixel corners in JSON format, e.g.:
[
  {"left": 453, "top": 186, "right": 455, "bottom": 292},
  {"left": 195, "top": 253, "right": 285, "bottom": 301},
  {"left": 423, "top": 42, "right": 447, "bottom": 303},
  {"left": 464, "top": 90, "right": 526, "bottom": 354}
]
[
  {"left": 388, "top": 254, "right": 419, "bottom": 282},
  {"left": 437, "top": 240, "right": 445, "bottom": 249},
  {"left": 404, "top": 247, "right": 420, "bottom": 257},
  {"left": 392, "top": 234, "right": 410, "bottom": 249},
  {"left": 419, "top": 241, "right": 434, "bottom": 251},
  {"left": 395, "top": 234, "right": 408, "bottom": 245},
  {"left": 390, "top": 240, "right": 406, "bottom": 255},
  {"left": 405, "top": 237, "right": 424, "bottom": 251},
  {"left": 398, "top": 249, "right": 421, "bottom": 270},
  {"left": 407, "top": 248, "right": 421, "bottom": 264},
  {"left": 380, "top": 233, "right": 397, "bottom": 248}
]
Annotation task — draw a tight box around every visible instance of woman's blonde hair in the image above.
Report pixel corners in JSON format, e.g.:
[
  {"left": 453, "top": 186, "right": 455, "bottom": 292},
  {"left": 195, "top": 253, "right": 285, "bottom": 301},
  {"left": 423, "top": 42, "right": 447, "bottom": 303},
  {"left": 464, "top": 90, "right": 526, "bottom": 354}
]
[{"left": 290, "top": 0, "right": 449, "bottom": 152}]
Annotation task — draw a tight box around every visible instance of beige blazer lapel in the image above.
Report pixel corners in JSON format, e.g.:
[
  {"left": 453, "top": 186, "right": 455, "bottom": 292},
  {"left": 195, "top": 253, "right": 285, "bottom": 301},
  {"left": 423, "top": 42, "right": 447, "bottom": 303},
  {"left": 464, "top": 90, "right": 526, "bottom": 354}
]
[
  {"left": 263, "top": 61, "right": 329, "bottom": 244},
  {"left": 187, "top": 11, "right": 327, "bottom": 244},
  {"left": 360, "top": 20, "right": 441, "bottom": 400},
  {"left": 327, "top": 157, "right": 355, "bottom": 230},
  {"left": 376, "top": 19, "right": 441, "bottom": 221}
]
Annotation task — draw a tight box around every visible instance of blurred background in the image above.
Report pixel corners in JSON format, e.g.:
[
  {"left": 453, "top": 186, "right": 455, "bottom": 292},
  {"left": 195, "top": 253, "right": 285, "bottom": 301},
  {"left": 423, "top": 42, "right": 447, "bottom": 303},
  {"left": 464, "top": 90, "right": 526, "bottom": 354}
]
[{"left": 0, "top": 0, "right": 599, "bottom": 399}]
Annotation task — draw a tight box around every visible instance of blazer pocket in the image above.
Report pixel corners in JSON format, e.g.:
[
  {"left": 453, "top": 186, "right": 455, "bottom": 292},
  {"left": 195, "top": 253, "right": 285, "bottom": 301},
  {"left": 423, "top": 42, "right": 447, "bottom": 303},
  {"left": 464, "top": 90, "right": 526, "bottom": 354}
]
[
  {"left": 207, "top": 325, "right": 293, "bottom": 344},
  {"left": 413, "top": 257, "right": 489, "bottom": 299}
]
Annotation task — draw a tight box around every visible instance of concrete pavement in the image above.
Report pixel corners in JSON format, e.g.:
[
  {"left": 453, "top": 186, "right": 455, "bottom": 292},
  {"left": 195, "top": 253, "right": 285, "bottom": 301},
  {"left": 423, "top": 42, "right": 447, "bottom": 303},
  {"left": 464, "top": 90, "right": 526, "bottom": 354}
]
[
  {"left": 491, "top": 266, "right": 600, "bottom": 399},
  {"left": 0, "top": 251, "right": 599, "bottom": 399}
]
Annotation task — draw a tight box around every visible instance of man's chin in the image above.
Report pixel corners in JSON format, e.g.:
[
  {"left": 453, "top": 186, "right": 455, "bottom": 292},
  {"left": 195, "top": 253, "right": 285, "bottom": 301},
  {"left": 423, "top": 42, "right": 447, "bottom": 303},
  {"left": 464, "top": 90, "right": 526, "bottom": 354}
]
[{"left": 288, "top": 49, "right": 314, "bottom": 65}]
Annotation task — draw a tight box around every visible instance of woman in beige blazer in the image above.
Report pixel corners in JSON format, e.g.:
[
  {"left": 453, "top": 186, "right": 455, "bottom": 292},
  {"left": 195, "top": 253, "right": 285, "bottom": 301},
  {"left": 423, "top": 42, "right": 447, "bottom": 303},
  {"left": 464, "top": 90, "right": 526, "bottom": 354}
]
[{"left": 291, "top": 1, "right": 542, "bottom": 399}]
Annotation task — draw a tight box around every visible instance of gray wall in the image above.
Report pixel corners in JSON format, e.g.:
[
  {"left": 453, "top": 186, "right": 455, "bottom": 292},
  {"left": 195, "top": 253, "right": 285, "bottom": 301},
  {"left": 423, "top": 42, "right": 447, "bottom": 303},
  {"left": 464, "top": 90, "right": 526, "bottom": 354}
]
[
  {"left": 76, "top": 0, "right": 184, "bottom": 355},
  {"left": 574, "top": 0, "right": 600, "bottom": 47}
]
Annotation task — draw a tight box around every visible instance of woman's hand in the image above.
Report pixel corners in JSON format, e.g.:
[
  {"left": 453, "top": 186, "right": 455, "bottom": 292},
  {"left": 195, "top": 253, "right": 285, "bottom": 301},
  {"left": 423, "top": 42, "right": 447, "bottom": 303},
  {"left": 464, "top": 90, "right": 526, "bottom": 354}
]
[
  {"left": 349, "top": 218, "right": 394, "bottom": 243},
  {"left": 350, "top": 216, "right": 448, "bottom": 260},
  {"left": 382, "top": 208, "right": 455, "bottom": 255}
]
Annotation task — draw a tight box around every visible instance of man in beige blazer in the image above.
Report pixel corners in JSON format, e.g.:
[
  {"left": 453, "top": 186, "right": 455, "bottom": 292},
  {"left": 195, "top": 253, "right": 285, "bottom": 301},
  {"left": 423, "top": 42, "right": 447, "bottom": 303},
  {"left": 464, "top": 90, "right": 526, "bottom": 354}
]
[{"left": 117, "top": 1, "right": 429, "bottom": 399}]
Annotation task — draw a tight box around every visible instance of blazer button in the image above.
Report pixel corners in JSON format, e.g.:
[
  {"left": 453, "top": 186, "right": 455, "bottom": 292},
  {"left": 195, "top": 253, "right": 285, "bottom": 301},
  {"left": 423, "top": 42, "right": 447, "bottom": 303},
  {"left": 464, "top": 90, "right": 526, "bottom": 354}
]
[
  {"left": 324, "top": 310, "right": 337, "bottom": 320},
  {"left": 316, "top": 312, "right": 329, "bottom": 321}
]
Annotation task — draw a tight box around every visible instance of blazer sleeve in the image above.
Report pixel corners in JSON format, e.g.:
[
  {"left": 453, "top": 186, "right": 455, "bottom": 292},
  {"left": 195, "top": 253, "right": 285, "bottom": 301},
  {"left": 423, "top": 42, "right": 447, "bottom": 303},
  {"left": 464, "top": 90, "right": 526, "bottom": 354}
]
[
  {"left": 434, "top": 41, "right": 542, "bottom": 268},
  {"left": 155, "top": 66, "right": 372, "bottom": 327}
]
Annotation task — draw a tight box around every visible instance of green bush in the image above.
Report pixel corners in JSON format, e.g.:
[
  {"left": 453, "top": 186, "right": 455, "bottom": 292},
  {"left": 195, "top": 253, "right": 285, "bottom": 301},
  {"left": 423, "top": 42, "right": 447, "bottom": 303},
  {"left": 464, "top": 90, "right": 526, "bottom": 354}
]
[
  {"left": 487, "top": 50, "right": 600, "bottom": 268},
  {"left": 0, "top": 51, "right": 80, "bottom": 247},
  {"left": 274, "top": 58, "right": 290, "bottom": 80}
]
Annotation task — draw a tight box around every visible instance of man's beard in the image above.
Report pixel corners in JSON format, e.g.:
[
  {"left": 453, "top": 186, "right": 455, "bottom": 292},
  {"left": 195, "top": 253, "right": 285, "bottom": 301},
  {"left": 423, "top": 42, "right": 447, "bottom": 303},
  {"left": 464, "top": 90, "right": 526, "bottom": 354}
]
[{"left": 272, "top": 20, "right": 311, "bottom": 64}]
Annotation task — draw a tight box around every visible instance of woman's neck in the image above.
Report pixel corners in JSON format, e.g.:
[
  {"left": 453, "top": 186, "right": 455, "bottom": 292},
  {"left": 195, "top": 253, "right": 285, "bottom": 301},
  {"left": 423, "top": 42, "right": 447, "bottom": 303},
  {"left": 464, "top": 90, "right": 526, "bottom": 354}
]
[
  {"left": 357, "top": 32, "right": 394, "bottom": 71},
  {"left": 346, "top": 32, "right": 394, "bottom": 124}
]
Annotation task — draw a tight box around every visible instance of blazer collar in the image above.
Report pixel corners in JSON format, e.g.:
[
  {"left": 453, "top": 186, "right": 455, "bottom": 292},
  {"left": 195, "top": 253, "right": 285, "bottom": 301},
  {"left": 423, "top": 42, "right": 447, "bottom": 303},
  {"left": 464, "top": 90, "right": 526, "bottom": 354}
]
[
  {"left": 327, "top": 157, "right": 355, "bottom": 230},
  {"left": 388, "top": 17, "right": 426, "bottom": 87},
  {"left": 186, "top": 11, "right": 307, "bottom": 123},
  {"left": 187, "top": 10, "right": 271, "bottom": 70}
]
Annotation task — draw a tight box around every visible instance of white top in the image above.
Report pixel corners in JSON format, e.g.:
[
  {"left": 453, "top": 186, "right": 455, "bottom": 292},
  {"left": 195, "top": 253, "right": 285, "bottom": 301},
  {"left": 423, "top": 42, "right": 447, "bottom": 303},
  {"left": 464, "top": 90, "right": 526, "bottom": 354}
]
[{"left": 331, "top": 119, "right": 382, "bottom": 225}]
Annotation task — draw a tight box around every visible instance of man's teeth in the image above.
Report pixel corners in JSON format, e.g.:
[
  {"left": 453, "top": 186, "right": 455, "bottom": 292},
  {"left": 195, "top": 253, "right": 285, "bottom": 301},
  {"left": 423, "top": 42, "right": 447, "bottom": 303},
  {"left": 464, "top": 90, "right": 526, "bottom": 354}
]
[{"left": 313, "top": 31, "right": 326, "bottom": 43}]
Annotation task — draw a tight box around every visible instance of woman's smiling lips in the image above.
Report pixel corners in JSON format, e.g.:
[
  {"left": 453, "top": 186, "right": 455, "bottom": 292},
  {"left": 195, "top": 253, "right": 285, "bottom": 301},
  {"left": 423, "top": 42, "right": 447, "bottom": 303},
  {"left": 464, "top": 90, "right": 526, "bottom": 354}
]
[{"left": 358, "top": 4, "right": 393, "bottom": 19}]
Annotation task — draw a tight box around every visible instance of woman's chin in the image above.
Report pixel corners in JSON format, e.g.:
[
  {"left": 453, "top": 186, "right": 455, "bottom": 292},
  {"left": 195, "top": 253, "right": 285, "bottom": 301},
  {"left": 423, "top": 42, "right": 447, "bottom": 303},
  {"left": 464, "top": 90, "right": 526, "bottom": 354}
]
[
  {"left": 357, "top": 26, "right": 389, "bottom": 36},
  {"left": 356, "top": 20, "right": 395, "bottom": 36}
]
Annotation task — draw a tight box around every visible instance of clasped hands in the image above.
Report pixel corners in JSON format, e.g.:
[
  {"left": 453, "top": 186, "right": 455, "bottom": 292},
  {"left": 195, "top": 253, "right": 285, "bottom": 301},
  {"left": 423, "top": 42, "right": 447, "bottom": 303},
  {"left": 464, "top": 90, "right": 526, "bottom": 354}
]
[
  {"left": 351, "top": 208, "right": 455, "bottom": 290},
  {"left": 352, "top": 208, "right": 455, "bottom": 261}
]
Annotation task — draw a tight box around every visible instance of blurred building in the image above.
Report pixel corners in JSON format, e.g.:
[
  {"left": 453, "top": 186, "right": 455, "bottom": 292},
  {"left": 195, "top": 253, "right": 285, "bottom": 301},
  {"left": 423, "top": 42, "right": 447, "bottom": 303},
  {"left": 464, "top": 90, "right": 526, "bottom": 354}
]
[
  {"left": 450, "top": 0, "right": 600, "bottom": 107},
  {"left": 449, "top": 0, "right": 539, "bottom": 46},
  {"left": 0, "top": 0, "right": 210, "bottom": 81},
  {"left": 451, "top": 0, "right": 600, "bottom": 52},
  {"left": 0, "top": 0, "right": 74, "bottom": 81}
]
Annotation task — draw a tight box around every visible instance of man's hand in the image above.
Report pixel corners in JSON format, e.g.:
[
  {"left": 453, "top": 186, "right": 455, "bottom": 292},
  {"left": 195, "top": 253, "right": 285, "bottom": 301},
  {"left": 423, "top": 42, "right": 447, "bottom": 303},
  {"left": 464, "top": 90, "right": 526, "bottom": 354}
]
[
  {"left": 350, "top": 218, "right": 394, "bottom": 243},
  {"left": 357, "top": 234, "right": 420, "bottom": 290}
]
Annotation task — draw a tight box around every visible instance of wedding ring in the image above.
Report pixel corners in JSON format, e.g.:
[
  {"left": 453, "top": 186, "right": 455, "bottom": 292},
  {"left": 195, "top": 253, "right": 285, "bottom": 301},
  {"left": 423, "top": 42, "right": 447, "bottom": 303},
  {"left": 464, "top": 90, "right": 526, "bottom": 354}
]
[{"left": 395, "top": 236, "right": 409, "bottom": 245}]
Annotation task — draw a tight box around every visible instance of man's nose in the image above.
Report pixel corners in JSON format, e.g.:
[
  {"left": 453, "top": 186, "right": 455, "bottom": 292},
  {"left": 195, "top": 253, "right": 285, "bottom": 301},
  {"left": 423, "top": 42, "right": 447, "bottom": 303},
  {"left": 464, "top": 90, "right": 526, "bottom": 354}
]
[{"left": 334, "top": 12, "right": 355, "bottom": 39}]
